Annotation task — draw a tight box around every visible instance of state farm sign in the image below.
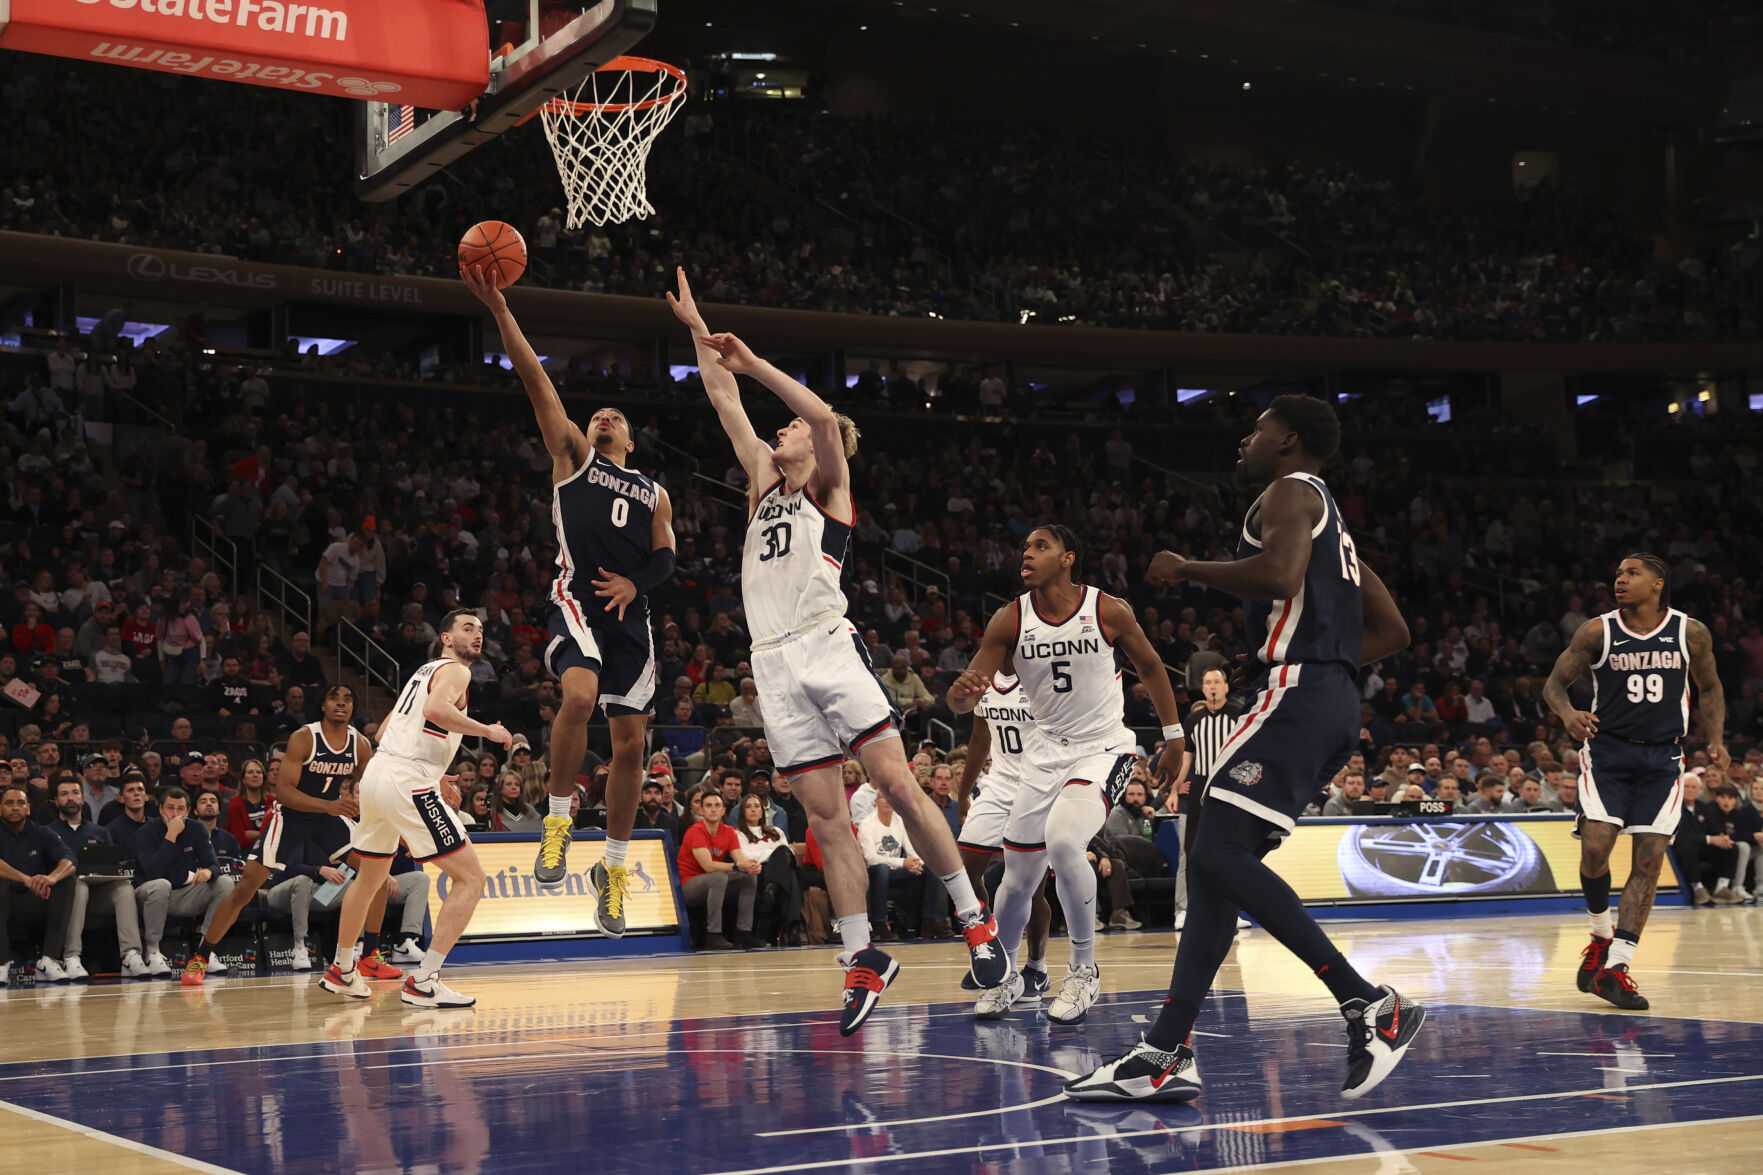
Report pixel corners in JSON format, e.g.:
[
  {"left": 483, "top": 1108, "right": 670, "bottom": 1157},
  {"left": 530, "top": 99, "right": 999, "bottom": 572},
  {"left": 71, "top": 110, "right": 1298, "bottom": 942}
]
[{"left": 0, "top": 0, "right": 488, "bottom": 107}]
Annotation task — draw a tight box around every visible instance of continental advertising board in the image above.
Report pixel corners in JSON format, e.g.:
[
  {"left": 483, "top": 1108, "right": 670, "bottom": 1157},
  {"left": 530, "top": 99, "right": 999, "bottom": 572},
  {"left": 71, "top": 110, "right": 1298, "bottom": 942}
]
[
  {"left": 425, "top": 835, "right": 680, "bottom": 942},
  {"left": 1272, "top": 816, "right": 1680, "bottom": 904}
]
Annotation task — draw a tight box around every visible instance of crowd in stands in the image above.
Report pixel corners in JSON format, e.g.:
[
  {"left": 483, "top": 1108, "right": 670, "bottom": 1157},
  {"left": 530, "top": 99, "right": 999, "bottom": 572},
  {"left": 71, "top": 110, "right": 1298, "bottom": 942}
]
[
  {"left": 3, "top": 282, "right": 1761, "bottom": 974},
  {"left": 2, "top": 57, "right": 1754, "bottom": 343}
]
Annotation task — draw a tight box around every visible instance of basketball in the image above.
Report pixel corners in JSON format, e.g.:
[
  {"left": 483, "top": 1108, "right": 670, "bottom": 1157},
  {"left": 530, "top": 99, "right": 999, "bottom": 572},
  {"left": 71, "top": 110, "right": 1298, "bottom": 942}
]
[{"left": 458, "top": 220, "right": 528, "bottom": 288}]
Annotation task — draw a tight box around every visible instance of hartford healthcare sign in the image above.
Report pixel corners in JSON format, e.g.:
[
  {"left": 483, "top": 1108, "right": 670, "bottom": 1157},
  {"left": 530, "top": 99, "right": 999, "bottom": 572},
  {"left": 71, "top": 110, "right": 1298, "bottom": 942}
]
[{"left": 0, "top": 0, "right": 489, "bottom": 107}]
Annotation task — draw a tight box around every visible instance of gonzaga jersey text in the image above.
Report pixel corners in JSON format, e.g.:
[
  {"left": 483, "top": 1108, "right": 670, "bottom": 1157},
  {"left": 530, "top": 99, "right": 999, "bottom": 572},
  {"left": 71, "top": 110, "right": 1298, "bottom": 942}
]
[
  {"left": 1589, "top": 609, "right": 1691, "bottom": 744},
  {"left": 553, "top": 452, "right": 658, "bottom": 602},
  {"left": 1238, "top": 472, "right": 1363, "bottom": 673}
]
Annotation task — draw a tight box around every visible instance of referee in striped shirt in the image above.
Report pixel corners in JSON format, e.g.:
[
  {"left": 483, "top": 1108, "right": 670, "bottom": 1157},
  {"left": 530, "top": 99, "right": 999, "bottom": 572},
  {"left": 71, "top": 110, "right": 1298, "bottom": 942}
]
[{"left": 1171, "top": 666, "right": 1243, "bottom": 926}]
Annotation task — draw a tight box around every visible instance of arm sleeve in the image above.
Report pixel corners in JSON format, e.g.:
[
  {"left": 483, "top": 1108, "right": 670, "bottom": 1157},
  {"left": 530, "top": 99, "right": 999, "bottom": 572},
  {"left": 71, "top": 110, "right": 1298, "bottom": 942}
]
[{"left": 629, "top": 547, "right": 676, "bottom": 593}]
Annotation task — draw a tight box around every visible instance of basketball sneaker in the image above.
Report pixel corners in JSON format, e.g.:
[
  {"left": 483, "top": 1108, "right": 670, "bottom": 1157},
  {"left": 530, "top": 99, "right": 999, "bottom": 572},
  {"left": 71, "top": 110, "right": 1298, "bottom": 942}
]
[
  {"left": 961, "top": 905, "right": 1008, "bottom": 988},
  {"left": 120, "top": 950, "right": 150, "bottom": 979},
  {"left": 291, "top": 946, "right": 313, "bottom": 972},
  {"left": 1065, "top": 1036, "right": 1202, "bottom": 1102},
  {"left": 1046, "top": 963, "right": 1101, "bottom": 1025},
  {"left": 839, "top": 946, "right": 899, "bottom": 1036},
  {"left": 179, "top": 955, "right": 207, "bottom": 987},
  {"left": 359, "top": 950, "right": 403, "bottom": 980},
  {"left": 1577, "top": 934, "right": 1612, "bottom": 993},
  {"left": 1341, "top": 985, "right": 1426, "bottom": 1099},
  {"left": 206, "top": 955, "right": 228, "bottom": 975},
  {"left": 589, "top": 861, "right": 629, "bottom": 938},
  {"left": 391, "top": 937, "right": 424, "bottom": 963},
  {"left": 975, "top": 967, "right": 1024, "bottom": 1020},
  {"left": 401, "top": 973, "right": 476, "bottom": 1009},
  {"left": 34, "top": 955, "right": 67, "bottom": 982},
  {"left": 1019, "top": 965, "right": 1051, "bottom": 1003},
  {"left": 1591, "top": 963, "right": 1649, "bottom": 1011},
  {"left": 145, "top": 950, "right": 172, "bottom": 977},
  {"left": 61, "top": 956, "right": 88, "bottom": 982},
  {"left": 534, "top": 815, "right": 573, "bottom": 889},
  {"left": 319, "top": 964, "right": 371, "bottom": 1000}
]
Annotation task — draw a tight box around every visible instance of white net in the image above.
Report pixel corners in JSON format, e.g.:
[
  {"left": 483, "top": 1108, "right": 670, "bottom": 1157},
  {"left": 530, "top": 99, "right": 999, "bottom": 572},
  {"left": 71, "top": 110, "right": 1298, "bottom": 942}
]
[{"left": 540, "top": 57, "right": 687, "bottom": 229}]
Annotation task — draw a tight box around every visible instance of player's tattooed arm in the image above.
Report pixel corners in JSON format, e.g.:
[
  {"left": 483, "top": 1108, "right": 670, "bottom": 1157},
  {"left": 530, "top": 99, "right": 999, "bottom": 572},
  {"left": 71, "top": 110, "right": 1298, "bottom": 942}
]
[
  {"left": 667, "top": 268, "right": 776, "bottom": 493},
  {"left": 948, "top": 602, "right": 1020, "bottom": 715},
  {"left": 1685, "top": 618, "right": 1730, "bottom": 771},
  {"left": 1357, "top": 561, "right": 1410, "bottom": 665},
  {"left": 1543, "top": 619, "right": 1605, "bottom": 741}
]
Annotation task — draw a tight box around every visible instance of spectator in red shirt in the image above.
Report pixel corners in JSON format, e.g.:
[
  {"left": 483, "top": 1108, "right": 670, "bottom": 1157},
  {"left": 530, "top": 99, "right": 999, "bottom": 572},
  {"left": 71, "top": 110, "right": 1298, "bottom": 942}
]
[
  {"left": 225, "top": 757, "right": 274, "bottom": 851},
  {"left": 121, "top": 602, "right": 160, "bottom": 682},
  {"left": 677, "top": 791, "right": 760, "bottom": 950},
  {"left": 10, "top": 603, "right": 54, "bottom": 657}
]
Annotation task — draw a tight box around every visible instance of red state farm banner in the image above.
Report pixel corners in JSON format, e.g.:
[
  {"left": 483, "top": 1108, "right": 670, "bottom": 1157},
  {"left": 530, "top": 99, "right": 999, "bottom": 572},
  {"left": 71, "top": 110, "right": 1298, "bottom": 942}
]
[{"left": 0, "top": 0, "right": 489, "bottom": 109}]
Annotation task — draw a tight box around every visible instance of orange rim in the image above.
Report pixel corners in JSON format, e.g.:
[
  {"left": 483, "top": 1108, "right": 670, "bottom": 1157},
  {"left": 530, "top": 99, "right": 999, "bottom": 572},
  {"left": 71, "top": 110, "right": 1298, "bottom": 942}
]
[{"left": 541, "top": 55, "right": 686, "bottom": 118}]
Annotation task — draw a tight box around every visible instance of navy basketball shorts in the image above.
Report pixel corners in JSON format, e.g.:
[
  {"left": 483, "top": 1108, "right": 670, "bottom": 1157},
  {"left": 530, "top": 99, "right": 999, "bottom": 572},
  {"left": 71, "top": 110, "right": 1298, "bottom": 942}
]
[
  {"left": 1577, "top": 739, "right": 1683, "bottom": 837},
  {"left": 1202, "top": 662, "right": 1359, "bottom": 836},
  {"left": 544, "top": 590, "right": 658, "bottom": 717},
  {"left": 250, "top": 810, "right": 333, "bottom": 872}
]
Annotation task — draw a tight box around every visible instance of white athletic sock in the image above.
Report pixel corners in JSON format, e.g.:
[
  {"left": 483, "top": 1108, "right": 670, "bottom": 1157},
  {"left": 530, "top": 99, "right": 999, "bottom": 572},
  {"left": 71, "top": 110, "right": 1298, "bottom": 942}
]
[
  {"left": 1589, "top": 909, "right": 1614, "bottom": 939},
  {"left": 548, "top": 794, "right": 572, "bottom": 820},
  {"left": 420, "top": 948, "right": 447, "bottom": 980},
  {"left": 939, "top": 869, "right": 984, "bottom": 923},
  {"left": 1024, "top": 955, "right": 1046, "bottom": 974},
  {"left": 1608, "top": 936, "right": 1638, "bottom": 969},
  {"left": 333, "top": 946, "right": 357, "bottom": 972},
  {"left": 837, "top": 914, "right": 870, "bottom": 958},
  {"left": 1716, "top": 877, "right": 1731, "bottom": 891},
  {"left": 602, "top": 839, "right": 629, "bottom": 869}
]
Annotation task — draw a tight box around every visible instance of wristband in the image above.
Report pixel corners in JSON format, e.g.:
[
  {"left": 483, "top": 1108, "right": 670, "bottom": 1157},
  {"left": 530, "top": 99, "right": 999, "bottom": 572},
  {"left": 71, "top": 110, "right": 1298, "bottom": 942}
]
[
  {"left": 629, "top": 547, "right": 676, "bottom": 593},
  {"left": 1162, "top": 724, "right": 1183, "bottom": 742}
]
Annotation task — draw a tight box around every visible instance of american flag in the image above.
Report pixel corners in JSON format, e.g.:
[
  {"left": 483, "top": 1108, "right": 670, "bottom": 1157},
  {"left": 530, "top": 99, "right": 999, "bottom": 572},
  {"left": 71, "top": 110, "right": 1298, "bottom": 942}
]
[{"left": 387, "top": 104, "right": 415, "bottom": 144}]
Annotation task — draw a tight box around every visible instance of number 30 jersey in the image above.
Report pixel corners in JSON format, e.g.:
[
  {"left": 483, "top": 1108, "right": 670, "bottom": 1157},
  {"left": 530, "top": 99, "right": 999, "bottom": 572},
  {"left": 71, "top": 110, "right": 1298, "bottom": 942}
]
[
  {"left": 742, "top": 478, "right": 853, "bottom": 644},
  {"left": 1012, "top": 585, "right": 1129, "bottom": 745},
  {"left": 1589, "top": 608, "right": 1691, "bottom": 744},
  {"left": 1237, "top": 471, "right": 1364, "bottom": 675}
]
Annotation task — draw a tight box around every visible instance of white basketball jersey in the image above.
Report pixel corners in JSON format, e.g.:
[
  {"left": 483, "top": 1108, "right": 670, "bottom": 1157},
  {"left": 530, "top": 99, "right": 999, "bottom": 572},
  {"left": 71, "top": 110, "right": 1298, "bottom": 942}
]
[
  {"left": 377, "top": 658, "right": 465, "bottom": 772},
  {"left": 973, "top": 673, "right": 1035, "bottom": 789},
  {"left": 742, "top": 478, "right": 854, "bottom": 644},
  {"left": 1011, "top": 586, "right": 1129, "bottom": 745}
]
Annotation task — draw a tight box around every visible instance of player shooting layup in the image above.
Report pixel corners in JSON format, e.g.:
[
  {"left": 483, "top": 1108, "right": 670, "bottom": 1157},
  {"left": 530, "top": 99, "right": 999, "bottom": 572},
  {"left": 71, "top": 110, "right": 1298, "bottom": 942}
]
[
  {"left": 465, "top": 267, "right": 676, "bottom": 938},
  {"left": 668, "top": 269, "right": 1003, "bottom": 1035}
]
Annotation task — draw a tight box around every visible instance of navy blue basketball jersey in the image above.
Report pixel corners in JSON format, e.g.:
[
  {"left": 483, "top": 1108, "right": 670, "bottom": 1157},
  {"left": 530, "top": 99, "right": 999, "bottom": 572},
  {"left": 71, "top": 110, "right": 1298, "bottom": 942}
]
[
  {"left": 1236, "top": 472, "right": 1364, "bottom": 674},
  {"left": 286, "top": 721, "right": 360, "bottom": 828},
  {"left": 552, "top": 451, "right": 659, "bottom": 593},
  {"left": 1589, "top": 608, "right": 1691, "bottom": 744}
]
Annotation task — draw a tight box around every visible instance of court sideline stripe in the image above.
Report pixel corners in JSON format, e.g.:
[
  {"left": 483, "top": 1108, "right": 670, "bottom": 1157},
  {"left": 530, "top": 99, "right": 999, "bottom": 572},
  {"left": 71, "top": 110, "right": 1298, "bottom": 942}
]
[
  {"left": 702, "top": 1075, "right": 1763, "bottom": 1175},
  {"left": 0, "top": 1097, "right": 245, "bottom": 1174}
]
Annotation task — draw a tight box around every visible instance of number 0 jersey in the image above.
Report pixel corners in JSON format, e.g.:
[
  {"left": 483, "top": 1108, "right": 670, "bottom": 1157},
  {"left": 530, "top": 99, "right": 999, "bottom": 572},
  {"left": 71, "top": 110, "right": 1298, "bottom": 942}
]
[
  {"left": 1589, "top": 608, "right": 1691, "bottom": 744},
  {"left": 1237, "top": 471, "right": 1364, "bottom": 675},
  {"left": 1012, "top": 585, "right": 1129, "bottom": 745},
  {"left": 973, "top": 673, "right": 1035, "bottom": 790},
  {"left": 377, "top": 658, "right": 466, "bottom": 771},
  {"left": 742, "top": 478, "right": 853, "bottom": 645},
  {"left": 552, "top": 450, "right": 659, "bottom": 622}
]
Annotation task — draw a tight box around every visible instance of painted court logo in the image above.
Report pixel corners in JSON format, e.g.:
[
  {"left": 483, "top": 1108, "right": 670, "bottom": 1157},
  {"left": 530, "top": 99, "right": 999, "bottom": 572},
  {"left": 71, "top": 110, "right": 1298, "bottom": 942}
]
[{"left": 1229, "top": 761, "right": 1263, "bottom": 787}]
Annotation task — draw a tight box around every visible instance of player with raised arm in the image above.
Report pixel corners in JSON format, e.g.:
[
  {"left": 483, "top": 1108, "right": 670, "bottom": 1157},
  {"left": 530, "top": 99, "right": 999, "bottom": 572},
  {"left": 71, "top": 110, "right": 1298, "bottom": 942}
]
[
  {"left": 1067, "top": 395, "right": 1422, "bottom": 1104},
  {"left": 1546, "top": 553, "right": 1729, "bottom": 1011},
  {"left": 948, "top": 524, "right": 1183, "bottom": 1024},
  {"left": 181, "top": 685, "right": 401, "bottom": 985},
  {"left": 954, "top": 678, "right": 1053, "bottom": 1003},
  {"left": 320, "top": 610, "right": 511, "bottom": 1009},
  {"left": 463, "top": 266, "right": 675, "bottom": 937},
  {"left": 668, "top": 269, "right": 1002, "bottom": 1035}
]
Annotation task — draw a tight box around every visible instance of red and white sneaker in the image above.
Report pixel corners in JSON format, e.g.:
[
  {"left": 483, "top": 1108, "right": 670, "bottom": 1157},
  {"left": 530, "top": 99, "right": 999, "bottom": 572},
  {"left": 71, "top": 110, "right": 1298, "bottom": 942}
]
[
  {"left": 839, "top": 946, "right": 899, "bottom": 1036},
  {"left": 319, "top": 964, "right": 371, "bottom": 1000},
  {"left": 962, "top": 905, "right": 1008, "bottom": 989},
  {"left": 401, "top": 972, "right": 475, "bottom": 1009},
  {"left": 359, "top": 950, "right": 403, "bottom": 981}
]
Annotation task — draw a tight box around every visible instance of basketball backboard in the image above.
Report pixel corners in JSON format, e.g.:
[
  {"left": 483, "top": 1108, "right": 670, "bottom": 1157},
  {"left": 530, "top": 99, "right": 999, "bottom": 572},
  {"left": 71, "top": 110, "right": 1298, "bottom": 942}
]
[{"left": 356, "top": 0, "right": 656, "bottom": 202}]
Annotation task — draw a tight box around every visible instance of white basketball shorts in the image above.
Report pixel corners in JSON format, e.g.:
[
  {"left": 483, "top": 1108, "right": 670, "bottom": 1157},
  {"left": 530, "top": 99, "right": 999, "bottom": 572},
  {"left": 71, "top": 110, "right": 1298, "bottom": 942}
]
[
  {"left": 1001, "top": 728, "right": 1137, "bottom": 852},
  {"left": 753, "top": 618, "right": 902, "bottom": 778},
  {"left": 350, "top": 751, "right": 473, "bottom": 863}
]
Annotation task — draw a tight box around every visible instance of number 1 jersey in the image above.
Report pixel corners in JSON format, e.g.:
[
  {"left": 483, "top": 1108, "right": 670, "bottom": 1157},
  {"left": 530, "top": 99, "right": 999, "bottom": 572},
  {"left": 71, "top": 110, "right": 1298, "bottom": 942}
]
[
  {"left": 742, "top": 477, "right": 853, "bottom": 644},
  {"left": 1589, "top": 608, "right": 1691, "bottom": 744},
  {"left": 552, "top": 451, "right": 659, "bottom": 606}
]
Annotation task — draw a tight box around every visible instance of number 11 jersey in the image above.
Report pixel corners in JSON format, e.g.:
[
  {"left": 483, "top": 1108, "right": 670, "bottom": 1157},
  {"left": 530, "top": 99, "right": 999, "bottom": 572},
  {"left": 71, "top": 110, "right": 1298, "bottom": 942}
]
[{"left": 742, "top": 477, "right": 853, "bottom": 644}]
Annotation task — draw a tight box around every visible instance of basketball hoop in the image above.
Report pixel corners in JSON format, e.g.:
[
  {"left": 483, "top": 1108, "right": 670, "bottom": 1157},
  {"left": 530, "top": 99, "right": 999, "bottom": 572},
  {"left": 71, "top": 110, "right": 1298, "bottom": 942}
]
[{"left": 533, "top": 55, "right": 686, "bottom": 229}]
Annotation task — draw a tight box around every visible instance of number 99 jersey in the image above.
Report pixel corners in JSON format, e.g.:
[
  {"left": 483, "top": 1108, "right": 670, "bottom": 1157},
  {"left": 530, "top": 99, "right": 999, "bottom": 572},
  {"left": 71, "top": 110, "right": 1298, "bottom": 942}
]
[
  {"left": 741, "top": 478, "right": 853, "bottom": 645},
  {"left": 1589, "top": 609, "right": 1691, "bottom": 744}
]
